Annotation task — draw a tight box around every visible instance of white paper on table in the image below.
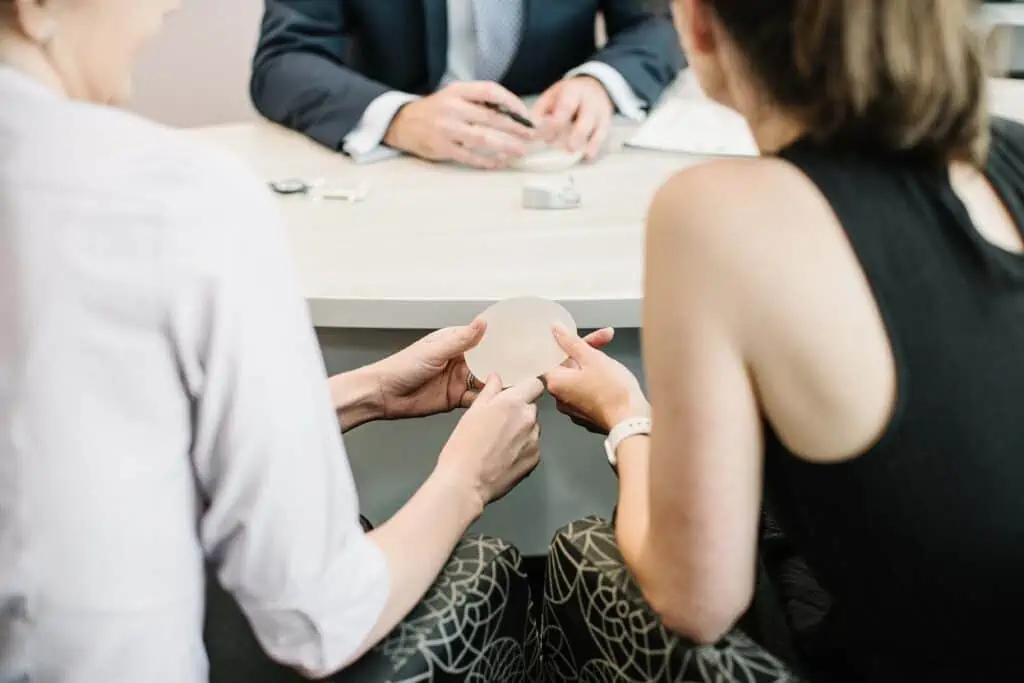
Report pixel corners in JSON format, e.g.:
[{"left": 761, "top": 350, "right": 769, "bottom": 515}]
[
  {"left": 626, "top": 93, "right": 759, "bottom": 157},
  {"left": 979, "top": 3, "right": 1024, "bottom": 30}
]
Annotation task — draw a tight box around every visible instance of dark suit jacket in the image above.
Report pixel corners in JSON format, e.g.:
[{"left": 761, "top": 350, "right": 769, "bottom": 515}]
[{"left": 251, "top": 0, "right": 685, "bottom": 151}]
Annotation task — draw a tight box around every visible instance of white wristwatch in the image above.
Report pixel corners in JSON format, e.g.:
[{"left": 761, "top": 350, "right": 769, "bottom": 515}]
[{"left": 604, "top": 416, "right": 652, "bottom": 468}]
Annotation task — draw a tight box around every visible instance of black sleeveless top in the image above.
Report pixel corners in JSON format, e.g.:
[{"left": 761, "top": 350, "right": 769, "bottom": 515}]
[{"left": 765, "top": 119, "right": 1024, "bottom": 682}]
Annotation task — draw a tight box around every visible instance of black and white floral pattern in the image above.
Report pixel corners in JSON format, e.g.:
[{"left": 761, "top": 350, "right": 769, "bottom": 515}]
[
  {"left": 205, "top": 535, "right": 539, "bottom": 683},
  {"left": 365, "top": 535, "right": 540, "bottom": 682},
  {"left": 542, "top": 517, "right": 802, "bottom": 683}
]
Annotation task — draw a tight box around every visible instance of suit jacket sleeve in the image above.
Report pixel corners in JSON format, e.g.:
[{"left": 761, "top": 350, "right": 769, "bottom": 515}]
[
  {"left": 593, "top": 0, "right": 686, "bottom": 108},
  {"left": 251, "top": 0, "right": 392, "bottom": 150}
]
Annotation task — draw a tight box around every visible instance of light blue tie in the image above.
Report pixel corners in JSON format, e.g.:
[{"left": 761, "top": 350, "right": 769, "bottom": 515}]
[{"left": 472, "top": 0, "right": 523, "bottom": 82}]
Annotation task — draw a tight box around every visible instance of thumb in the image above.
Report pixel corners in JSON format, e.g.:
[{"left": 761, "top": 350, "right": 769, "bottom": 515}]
[
  {"left": 583, "top": 327, "right": 615, "bottom": 349},
  {"left": 476, "top": 374, "right": 503, "bottom": 402},
  {"left": 432, "top": 319, "right": 487, "bottom": 357},
  {"left": 552, "top": 324, "right": 592, "bottom": 364},
  {"left": 504, "top": 377, "right": 545, "bottom": 405},
  {"left": 532, "top": 90, "right": 560, "bottom": 141},
  {"left": 542, "top": 365, "right": 575, "bottom": 394},
  {"left": 533, "top": 87, "right": 556, "bottom": 116},
  {"left": 455, "top": 318, "right": 487, "bottom": 351}
]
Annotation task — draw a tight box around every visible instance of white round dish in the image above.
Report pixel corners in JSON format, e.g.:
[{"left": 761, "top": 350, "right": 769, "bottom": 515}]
[
  {"left": 465, "top": 297, "right": 578, "bottom": 388},
  {"left": 509, "top": 143, "right": 584, "bottom": 173}
]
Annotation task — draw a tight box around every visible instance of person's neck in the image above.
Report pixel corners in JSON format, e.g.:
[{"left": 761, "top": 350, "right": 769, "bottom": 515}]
[
  {"left": 744, "top": 108, "right": 806, "bottom": 156},
  {"left": 722, "top": 82, "right": 806, "bottom": 155},
  {"left": 0, "top": 35, "right": 67, "bottom": 97}
]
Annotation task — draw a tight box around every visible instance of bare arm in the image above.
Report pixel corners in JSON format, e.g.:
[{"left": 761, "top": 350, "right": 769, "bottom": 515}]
[
  {"left": 347, "top": 468, "right": 480, "bottom": 663},
  {"left": 328, "top": 367, "right": 383, "bottom": 433},
  {"left": 621, "top": 168, "right": 764, "bottom": 644}
]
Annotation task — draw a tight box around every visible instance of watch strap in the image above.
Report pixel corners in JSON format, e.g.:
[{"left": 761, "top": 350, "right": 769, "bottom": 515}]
[{"left": 604, "top": 416, "right": 652, "bottom": 467}]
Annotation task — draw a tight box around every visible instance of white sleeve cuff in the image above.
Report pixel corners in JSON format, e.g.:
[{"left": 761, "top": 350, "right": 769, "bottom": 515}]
[
  {"left": 343, "top": 91, "right": 420, "bottom": 164},
  {"left": 565, "top": 61, "right": 648, "bottom": 122},
  {"left": 241, "top": 527, "right": 390, "bottom": 677}
]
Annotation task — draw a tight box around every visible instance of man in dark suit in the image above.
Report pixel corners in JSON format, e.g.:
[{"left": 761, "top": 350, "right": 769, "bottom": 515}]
[{"left": 251, "top": 0, "right": 685, "bottom": 168}]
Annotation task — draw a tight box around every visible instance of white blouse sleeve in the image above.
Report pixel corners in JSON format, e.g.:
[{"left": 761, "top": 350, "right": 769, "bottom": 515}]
[{"left": 161, "top": 145, "right": 388, "bottom": 676}]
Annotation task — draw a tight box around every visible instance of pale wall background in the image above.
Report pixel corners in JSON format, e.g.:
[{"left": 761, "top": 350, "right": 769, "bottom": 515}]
[
  {"left": 128, "top": 1, "right": 612, "bottom": 128},
  {"left": 128, "top": 2, "right": 1024, "bottom": 129},
  {"left": 129, "top": 0, "right": 262, "bottom": 127}
]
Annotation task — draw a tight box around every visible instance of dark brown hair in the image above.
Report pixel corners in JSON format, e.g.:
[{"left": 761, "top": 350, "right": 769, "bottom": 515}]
[{"left": 707, "top": 0, "right": 988, "bottom": 165}]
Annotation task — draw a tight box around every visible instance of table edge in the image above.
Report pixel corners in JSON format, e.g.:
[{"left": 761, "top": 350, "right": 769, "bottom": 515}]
[{"left": 308, "top": 296, "right": 641, "bottom": 330}]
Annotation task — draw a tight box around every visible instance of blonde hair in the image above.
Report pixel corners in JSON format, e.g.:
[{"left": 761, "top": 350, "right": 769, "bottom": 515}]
[{"left": 710, "top": 0, "right": 988, "bottom": 165}]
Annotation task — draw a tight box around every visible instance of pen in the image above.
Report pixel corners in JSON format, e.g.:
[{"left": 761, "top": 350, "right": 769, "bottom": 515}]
[{"left": 483, "top": 101, "right": 535, "bottom": 129}]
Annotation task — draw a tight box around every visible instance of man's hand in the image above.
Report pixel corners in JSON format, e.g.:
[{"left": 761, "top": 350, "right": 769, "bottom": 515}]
[
  {"left": 384, "top": 82, "right": 536, "bottom": 169},
  {"left": 533, "top": 76, "right": 615, "bottom": 160}
]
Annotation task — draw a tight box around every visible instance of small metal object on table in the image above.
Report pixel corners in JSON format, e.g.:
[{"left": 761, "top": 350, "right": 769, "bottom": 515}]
[
  {"left": 522, "top": 176, "right": 581, "bottom": 210},
  {"left": 268, "top": 177, "right": 369, "bottom": 202}
]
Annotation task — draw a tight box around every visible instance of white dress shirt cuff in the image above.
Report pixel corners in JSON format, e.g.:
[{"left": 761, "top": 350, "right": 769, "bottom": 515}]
[
  {"left": 565, "top": 61, "right": 648, "bottom": 122},
  {"left": 242, "top": 530, "right": 390, "bottom": 677},
  {"left": 342, "top": 91, "right": 420, "bottom": 164}
]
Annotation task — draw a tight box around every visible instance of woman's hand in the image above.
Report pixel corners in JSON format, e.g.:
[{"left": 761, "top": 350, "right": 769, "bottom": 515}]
[
  {"left": 550, "top": 327, "right": 616, "bottom": 434},
  {"left": 371, "top": 320, "right": 487, "bottom": 420},
  {"left": 544, "top": 325, "right": 650, "bottom": 434},
  {"left": 435, "top": 375, "right": 545, "bottom": 509}
]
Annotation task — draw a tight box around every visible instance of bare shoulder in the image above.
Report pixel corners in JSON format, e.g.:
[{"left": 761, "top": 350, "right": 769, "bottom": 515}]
[
  {"left": 648, "top": 157, "right": 826, "bottom": 246},
  {"left": 646, "top": 157, "right": 897, "bottom": 462},
  {"left": 645, "top": 157, "right": 836, "bottom": 293},
  {"left": 643, "top": 155, "right": 866, "bottom": 345}
]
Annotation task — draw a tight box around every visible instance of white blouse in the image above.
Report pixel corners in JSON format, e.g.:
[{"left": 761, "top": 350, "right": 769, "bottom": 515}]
[{"left": 0, "top": 67, "right": 388, "bottom": 682}]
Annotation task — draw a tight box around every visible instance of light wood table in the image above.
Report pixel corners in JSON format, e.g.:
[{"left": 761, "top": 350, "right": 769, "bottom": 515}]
[
  {"left": 187, "top": 77, "right": 1024, "bottom": 554},
  {"left": 186, "top": 121, "right": 691, "bottom": 330},
  {"left": 188, "top": 76, "right": 1024, "bottom": 330}
]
